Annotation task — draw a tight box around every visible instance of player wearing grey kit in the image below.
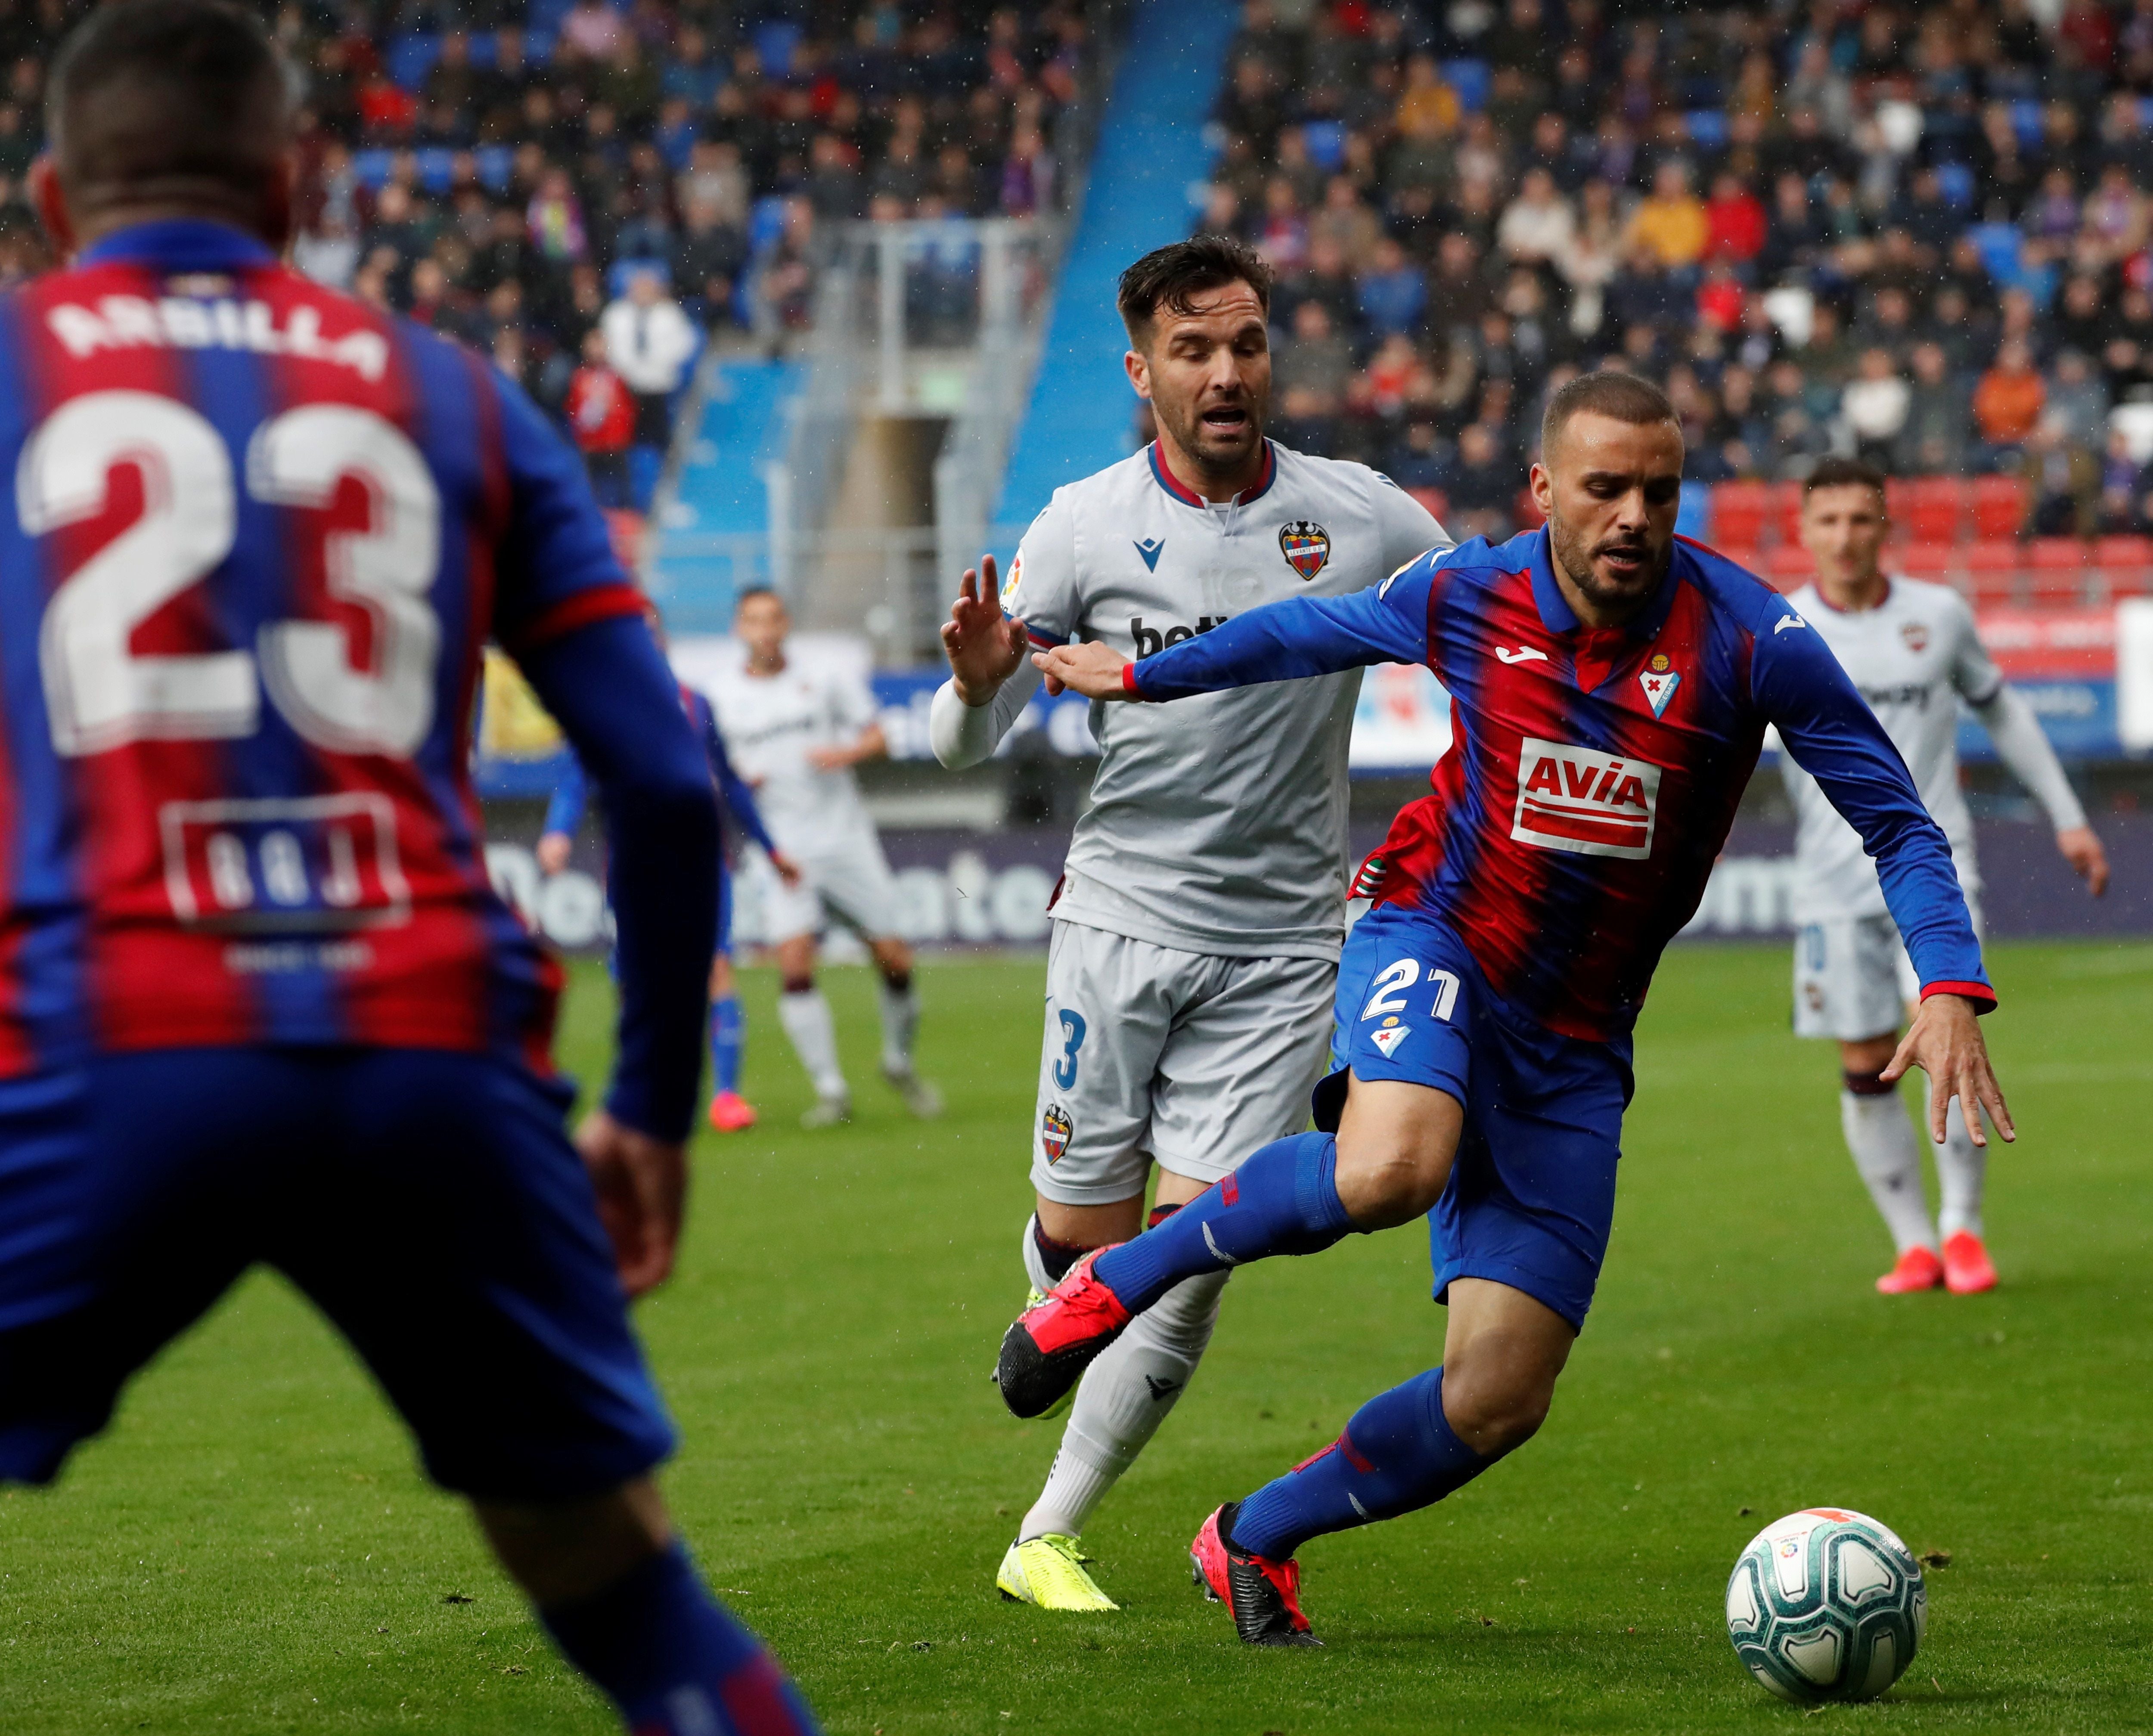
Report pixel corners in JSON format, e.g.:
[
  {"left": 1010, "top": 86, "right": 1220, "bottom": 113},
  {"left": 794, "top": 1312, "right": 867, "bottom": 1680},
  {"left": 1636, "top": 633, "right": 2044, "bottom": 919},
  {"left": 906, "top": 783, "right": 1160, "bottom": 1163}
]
[
  {"left": 1786, "top": 459, "right": 2108, "bottom": 1296},
  {"left": 932, "top": 237, "right": 1445, "bottom": 1609}
]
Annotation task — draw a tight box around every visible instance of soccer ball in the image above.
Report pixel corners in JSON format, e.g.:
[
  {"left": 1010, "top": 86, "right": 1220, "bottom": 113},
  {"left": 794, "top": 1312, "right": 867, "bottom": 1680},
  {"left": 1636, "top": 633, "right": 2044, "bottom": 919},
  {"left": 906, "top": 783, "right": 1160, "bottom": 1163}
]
[{"left": 1725, "top": 1508, "right": 1926, "bottom": 1703}]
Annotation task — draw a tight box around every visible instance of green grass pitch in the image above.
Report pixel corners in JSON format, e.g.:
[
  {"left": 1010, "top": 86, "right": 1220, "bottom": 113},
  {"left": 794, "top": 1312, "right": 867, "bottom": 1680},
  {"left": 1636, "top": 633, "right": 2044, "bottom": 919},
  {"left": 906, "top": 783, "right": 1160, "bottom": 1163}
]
[{"left": 2, "top": 942, "right": 2149, "bottom": 1734}]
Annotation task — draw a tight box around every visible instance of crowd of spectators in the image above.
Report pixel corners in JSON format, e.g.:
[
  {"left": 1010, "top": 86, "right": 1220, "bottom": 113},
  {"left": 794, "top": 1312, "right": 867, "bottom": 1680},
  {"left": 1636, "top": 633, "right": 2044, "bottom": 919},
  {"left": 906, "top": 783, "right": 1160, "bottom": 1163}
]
[
  {"left": 0, "top": 0, "right": 1095, "bottom": 504},
  {"left": 1199, "top": 0, "right": 2153, "bottom": 545}
]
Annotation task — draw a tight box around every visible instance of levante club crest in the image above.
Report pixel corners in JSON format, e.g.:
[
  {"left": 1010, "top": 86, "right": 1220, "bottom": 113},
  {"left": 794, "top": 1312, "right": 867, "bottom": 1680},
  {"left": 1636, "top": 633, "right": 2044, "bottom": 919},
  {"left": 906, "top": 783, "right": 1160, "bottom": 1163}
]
[{"left": 1279, "top": 520, "right": 1331, "bottom": 580}]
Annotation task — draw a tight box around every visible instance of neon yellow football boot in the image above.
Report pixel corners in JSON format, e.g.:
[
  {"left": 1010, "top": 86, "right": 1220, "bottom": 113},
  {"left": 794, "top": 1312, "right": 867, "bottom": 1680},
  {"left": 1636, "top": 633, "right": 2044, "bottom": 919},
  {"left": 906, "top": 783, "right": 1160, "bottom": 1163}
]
[{"left": 996, "top": 1534, "right": 1119, "bottom": 1611}]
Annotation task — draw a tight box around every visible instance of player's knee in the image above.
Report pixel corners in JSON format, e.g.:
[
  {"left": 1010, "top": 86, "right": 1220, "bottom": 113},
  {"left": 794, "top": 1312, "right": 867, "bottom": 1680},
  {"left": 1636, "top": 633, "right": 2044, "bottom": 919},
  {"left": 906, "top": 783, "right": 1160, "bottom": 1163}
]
[
  {"left": 1333, "top": 1128, "right": 1448, "bottom": 1226},
  {"left": 1439, "top": 1361, "right": 1554, "bottom": 1457}
]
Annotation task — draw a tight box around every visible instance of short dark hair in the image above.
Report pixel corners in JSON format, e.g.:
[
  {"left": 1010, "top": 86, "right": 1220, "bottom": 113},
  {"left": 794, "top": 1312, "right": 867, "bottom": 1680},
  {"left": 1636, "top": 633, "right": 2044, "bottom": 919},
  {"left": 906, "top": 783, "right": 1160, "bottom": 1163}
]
[
  {"left": 1803, "top": 455, "right": 1889, "bottom": 501},
  {"left": 48, "top": 0, "right": 293, "bottom": 203},
  {"left": 1116, "top": 236, "right": 1273, "bottom": 344},
  {"left": 1540, "top": 370, "right": 1679, "bottom": 456}
]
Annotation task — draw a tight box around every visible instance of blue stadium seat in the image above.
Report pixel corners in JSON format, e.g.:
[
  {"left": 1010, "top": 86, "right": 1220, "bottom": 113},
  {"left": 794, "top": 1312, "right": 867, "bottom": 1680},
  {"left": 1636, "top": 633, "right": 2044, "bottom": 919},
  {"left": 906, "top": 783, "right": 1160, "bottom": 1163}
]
[
  {"left": 475, "top": 145, "right": 515, "bottom": 190},
  {"left": 752, "top": 19, "right": 803, "bottom": 76},
  {"left": 1300, "top": 120, "right": 1346, "bottom": 172},
  {"left": 2009, "top": 98, "right": 2044, "bottom": 146},
  {"left": 1684, "top": 110, "right": 1728, "bottom": 149},
  {"left": 1441, "top": 59, "right": 1490, "bottom": 113},
  {"left": 352, "top": 148, "right": 395, "bottom": 189},
  {"left": 748, "top": 195, "right": 790, "bottom": 254},
  {"left": 1935, "top": 162, "right": 1976, "bottom": 208},
  {"left": 387, "top": 32, "right": 439, "bottom": 93}
]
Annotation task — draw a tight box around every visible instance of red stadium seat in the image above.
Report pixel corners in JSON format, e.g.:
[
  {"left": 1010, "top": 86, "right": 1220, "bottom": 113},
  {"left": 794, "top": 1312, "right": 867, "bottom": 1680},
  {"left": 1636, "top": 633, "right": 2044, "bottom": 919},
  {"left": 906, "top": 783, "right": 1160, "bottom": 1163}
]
[
  {"left": 1409, "top": 486, "right": 1448, "bottom": 523},
  {"left": 1970, "top": 475, "right": 2029, "bottom": 540},
  {"left": 1899, "top": 477, "right": 1968, "bottom": 545},
  {"left": 2026, "top": 538, "right": 2090, "bottom": 606},
  {"left": 1961, "top": 540, "right": 2023, "bottom": 604},
  {"left": 1897, "top": 542, "right": 1957, "bottom": 580},
  {"left": 1709, "top": 480, "right": 1773, "bottom": 549},
  {"left": 1764, "top": 545, "right": 1813, "bottom": 590},
  {"left": 2095, "top": 535, "right": 2153, "bottom": 597},
  {"left": 1771, "top": 480, "right": 1806, "bottom": 546}
]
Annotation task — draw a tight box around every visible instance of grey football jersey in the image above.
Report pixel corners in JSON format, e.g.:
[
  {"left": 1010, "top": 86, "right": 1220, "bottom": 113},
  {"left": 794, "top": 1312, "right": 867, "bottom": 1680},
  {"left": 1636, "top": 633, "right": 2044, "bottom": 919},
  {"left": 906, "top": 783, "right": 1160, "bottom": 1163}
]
[{"left": 1008, "top": 442, "right": 1446, "bottom": 959}]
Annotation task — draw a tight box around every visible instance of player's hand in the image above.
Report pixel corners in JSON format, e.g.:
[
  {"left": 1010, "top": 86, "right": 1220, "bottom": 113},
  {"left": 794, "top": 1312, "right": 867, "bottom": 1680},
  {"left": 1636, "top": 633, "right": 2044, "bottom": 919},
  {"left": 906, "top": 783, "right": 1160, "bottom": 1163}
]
[
  {"left": 536, "top": 832, "right": 574, "bottom": 876},
  {"left": 574, "top": 1109, "right": 688, "bottom": 1297},
  {"left": 1033, "top": 639, "right": 1135, "bottom": 700},
  {"left": 769, "top": 850, "right": 803, "bottom": 887},
  {"left": 2057, "top": 825, "right": 2110, "bottom": 897},
  {"left": 942, "top": 555, "right": 1027, "bottom": 705},
  {"left": 806, "top": 744, "right": 850, "bottom": 770},
  {"left": 1881, "top": 994, "right": 2015, "bottom": 1148}
]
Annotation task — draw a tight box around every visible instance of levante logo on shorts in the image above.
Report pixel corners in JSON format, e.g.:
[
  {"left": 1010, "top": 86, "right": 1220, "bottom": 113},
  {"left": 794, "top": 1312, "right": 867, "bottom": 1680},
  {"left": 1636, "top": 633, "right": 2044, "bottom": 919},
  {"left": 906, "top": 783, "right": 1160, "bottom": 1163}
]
[
  {"left": 1279, "top": 521, "right": 1330, "bottom": 579},
  {"left": 1041, "top": 1104, "right": 1073, "bottom": 1162}
]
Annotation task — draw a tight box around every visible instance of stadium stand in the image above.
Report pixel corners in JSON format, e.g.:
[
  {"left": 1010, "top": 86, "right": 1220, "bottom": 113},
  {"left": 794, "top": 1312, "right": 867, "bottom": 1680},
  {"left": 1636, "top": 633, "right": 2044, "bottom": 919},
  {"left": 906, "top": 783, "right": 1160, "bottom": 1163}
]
[
  {"left": 0, "top": 0, "right": 1095, "bottom": 515},
  {"left": 1181, "top": 0, "right": 2153, "bottom": 609}
]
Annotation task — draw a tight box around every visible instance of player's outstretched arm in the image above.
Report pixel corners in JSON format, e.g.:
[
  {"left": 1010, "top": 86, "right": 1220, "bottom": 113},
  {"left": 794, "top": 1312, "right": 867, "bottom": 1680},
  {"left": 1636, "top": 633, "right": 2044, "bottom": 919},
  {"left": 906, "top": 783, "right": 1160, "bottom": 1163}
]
[
  {"left": 942, "top": 554, "right": 1027, "bottom": 703},
  {"left": 1881, "top": 993, "right": 2014, "bottom": 1148},
  {"left": 930, "top": 553, "right": 1045, "bottom": 768},
  {"left": 1970, "top": 685, "right": 2110, "bottom": 896},
  {"left": 1039, "top": 577, "right": 1435, "bottom": 703}
]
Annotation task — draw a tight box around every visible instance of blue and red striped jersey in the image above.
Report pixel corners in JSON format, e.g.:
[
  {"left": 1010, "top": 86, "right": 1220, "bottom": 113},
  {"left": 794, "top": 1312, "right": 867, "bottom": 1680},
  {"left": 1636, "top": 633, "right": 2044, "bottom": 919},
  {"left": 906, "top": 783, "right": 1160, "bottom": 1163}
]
[
  {"left": 1127, "top": 528, "right": 1992, "bottom": 1042},
  {"left": 0, "top": 220, "right": 657, "bottom": 1080}
]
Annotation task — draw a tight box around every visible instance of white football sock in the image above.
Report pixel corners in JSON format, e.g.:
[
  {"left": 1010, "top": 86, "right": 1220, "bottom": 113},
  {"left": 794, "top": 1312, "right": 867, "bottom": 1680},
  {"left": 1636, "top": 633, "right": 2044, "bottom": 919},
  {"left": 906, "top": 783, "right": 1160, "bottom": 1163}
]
[
  {"left": 877, "top": 976, "right": 919, "bottom": 1074},
  {"left": 1934, "top": 1090, "right": 1986, "bottom": 1242},
  {"left": 1020, "top": 1269, "right": 1229, "bottom": 1542},
  {"left": 776, "top": 988, "right": 847, "bottom": 1100},
  {"left": 1841, "top": 1088, "right": 1937, "bottom": 1256}
]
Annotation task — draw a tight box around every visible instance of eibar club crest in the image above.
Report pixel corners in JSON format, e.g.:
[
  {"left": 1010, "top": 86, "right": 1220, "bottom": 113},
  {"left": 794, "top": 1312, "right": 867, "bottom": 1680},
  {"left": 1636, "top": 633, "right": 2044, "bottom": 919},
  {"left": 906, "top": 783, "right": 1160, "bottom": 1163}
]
[
  {"left": 1279, "top": 520, "right": 1331, "bottom": 580},
  {"left": 1638, "top": 651, "right": 1681, "bottom": 718}
]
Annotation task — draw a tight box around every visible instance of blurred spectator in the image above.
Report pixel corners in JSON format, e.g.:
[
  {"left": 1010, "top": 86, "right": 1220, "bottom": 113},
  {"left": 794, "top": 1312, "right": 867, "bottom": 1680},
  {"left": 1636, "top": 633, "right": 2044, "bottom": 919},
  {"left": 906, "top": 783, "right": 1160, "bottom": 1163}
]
[
  {"left": 602, "top": 270, "right": 699, "bottom": 452},
  {"left": 1356, "top": 239, "right": 1427, "bottom": 338},
  {"left": 1275, "top": 300, "right": 1353, "bottom": 403},
  {"left": 1626, "top": 161, "right": 1709, "bottom": 272},
  {"left": 1974, "top": 339, "right": 2048, "bottom": 466},
  {"left": 1437, "top": 422, "right": 1516, "bottom": 542},
  {"left": 1498, "top": 168, "right": 1576, "bottom": 267},
  {"left": 566, "top": 329, "right": 637, "bottom": 509},
  {"left": 1704, "top": 173, "right": 1767, "bottom": 264},
  {"left": 1843, "top": 349, "right": 1912, "bottom": 465},
  {"left": 1899, "top": 343, "right": 1970, "bottom": 475}
]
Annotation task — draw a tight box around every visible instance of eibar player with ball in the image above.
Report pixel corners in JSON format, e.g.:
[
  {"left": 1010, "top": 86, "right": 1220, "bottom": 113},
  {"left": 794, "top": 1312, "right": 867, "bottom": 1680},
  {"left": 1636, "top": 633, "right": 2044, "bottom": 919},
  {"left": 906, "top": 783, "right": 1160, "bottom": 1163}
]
[
  {"left": 1786, "top": 457, "right": 2106, "bottom": 1297},
  {"left": 1007, "top": 373, "right": 2010, "bottom": 1648},
  {"left": 931, "top": 235, "right": 1446, "bottom": 1612}
]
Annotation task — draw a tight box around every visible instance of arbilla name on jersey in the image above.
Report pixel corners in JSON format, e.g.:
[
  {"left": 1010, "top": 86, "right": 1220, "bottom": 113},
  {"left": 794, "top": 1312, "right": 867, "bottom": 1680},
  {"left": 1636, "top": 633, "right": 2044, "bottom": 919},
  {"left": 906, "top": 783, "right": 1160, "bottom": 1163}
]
[
  {"left": 1040, "top": 1104, "right": 1073, "bottom": 1162},
  {"left": 1130, "top": 615, "right": 1229, "bottom": 658},
  {"left": 1511, "top": 738, "right": 1664, "bottom": 860}
]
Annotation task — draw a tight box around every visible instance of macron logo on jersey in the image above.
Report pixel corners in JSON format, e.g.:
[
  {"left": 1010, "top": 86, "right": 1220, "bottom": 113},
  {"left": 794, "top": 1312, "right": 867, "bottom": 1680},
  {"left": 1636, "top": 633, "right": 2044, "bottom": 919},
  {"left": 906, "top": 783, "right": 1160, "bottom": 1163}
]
[{"left": 1512, "top": 738, "right": 1663, "bottom": 860}]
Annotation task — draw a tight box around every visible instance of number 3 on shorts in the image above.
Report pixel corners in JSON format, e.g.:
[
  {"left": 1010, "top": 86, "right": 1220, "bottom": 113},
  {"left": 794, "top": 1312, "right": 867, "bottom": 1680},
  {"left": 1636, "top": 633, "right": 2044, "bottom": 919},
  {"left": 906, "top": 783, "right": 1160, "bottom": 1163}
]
[{"left": 1052, "top": 1010, "right": 1086, "bottom": 1090}]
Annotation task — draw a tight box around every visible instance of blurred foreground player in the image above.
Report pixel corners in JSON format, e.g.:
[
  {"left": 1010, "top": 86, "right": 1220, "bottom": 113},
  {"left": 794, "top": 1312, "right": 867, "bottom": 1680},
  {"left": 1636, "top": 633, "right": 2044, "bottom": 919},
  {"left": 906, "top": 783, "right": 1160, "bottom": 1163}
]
[
  {"left": 931, "top": 235, "right": 1445, "bottom": 1610},
  {"left": 0, "top": 7, "right": 815, "bottom": 1730},
  {"left": 540, "top": 604, "right": 800, "bottom": 1134},
  {"left": 711, "top": 587, "right": 940, "bottom": 1127},
  {"left": 1789, "top": 458, "right": 2107, "bottom": 1296},
  {"left": 1011, "top": 375, "right": 2010, "bottom": 1646}
]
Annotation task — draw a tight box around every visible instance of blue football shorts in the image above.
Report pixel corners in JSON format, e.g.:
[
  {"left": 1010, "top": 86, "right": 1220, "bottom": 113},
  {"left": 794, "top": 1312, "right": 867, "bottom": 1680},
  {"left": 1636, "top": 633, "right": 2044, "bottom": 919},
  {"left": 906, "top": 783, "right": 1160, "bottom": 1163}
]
[
  {"left": 1318, "top": 902, "right": 1634, "bottom": 1332},
  {"left": 0, "top": 1048, "right": 675, "bottom": 1500}
]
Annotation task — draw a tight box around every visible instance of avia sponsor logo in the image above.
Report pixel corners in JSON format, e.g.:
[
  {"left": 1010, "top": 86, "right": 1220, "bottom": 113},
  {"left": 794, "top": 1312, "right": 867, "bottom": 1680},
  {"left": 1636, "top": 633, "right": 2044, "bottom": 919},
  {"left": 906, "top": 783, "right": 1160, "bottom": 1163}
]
[
  {"left": 1130, "top": 615, "right": 1229, "bottom": 657},
  {"left": 1511, "top": 737, "right": 1664, "bottom": 860}
]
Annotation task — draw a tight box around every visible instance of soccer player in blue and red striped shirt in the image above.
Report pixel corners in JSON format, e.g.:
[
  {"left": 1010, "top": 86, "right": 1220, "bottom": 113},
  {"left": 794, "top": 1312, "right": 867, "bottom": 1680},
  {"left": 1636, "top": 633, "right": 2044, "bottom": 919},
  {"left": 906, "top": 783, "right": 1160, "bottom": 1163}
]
[
  {"left": 0, "top": 6, "right": 814, "bottom": 1730},
  {"left": 1002, "top": 372, "right": 2011, "bottom": 1648}
]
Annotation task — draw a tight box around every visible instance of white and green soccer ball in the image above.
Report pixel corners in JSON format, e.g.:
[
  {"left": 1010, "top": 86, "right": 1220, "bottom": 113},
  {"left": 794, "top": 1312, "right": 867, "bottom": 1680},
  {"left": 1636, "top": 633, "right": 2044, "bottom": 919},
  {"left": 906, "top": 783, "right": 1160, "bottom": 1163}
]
[{"left": 1725, "top": 1508, "right": 1926, "bottom": 1703}]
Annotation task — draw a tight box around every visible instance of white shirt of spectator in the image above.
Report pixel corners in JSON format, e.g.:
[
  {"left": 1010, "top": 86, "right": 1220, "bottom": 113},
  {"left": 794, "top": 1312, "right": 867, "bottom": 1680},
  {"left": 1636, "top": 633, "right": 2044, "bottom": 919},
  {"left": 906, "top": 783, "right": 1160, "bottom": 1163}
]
[
  {"left": 601, "top": 292, "right": 699, "bottom": 395},
  {"left": 1779, "top": 576, "right": 2083, "bottom": 923},
  {"left": 952, "top": 442, "right": 1447, "bottom": 961},
  {"left": 706, "top": 656, "right": 882, "bottom": 859}
]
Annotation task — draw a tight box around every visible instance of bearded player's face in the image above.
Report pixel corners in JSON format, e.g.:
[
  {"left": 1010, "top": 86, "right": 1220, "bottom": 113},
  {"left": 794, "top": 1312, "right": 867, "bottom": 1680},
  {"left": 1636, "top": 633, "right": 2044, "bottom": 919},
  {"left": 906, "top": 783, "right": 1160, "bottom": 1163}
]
[
  {"left": 1533, "top": 412, "right": 1685, "bottom": 618},
  {"left": 1127, "top": 282, "right": 1272, "bottom": 477}
]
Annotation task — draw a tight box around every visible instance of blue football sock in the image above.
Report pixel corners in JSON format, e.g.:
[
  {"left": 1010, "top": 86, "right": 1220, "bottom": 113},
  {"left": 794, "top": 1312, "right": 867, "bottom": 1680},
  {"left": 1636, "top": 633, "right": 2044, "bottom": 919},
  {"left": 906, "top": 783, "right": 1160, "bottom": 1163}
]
[
  {"left": 540, "top": 1542, "right": 819, "bottom": 1735},
  {"left": 1090, "top": 1132, "right": 1355, "bottom": 1316},
  {"left": 1228, "top": 1367, "right": 1500, "bottom": 1561},
  {"left": 710, "top": 994, "right": 745, "bottom": 1095}
]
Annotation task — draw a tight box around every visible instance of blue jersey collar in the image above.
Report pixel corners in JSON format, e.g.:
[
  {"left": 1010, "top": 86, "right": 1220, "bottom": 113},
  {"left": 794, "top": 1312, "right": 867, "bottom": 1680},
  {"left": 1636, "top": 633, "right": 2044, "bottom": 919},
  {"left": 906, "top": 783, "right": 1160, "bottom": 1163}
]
[
  {"left": 1527, "top": 524, "right": 1682, "bottom": 641},
  {"left": 77, "top": 218, "right": 280, "bottom": 272}
]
